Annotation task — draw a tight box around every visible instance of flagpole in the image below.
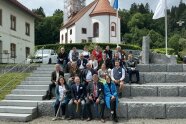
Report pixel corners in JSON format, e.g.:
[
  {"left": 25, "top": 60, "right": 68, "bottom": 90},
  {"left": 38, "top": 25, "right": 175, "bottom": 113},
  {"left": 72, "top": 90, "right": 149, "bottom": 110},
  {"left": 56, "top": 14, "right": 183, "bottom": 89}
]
[
  {"left": 117, "top": 9, "right": 119, "bottom": 47},
  {"left": 165, "top": 0, "right": 168, "bottom": 55}
]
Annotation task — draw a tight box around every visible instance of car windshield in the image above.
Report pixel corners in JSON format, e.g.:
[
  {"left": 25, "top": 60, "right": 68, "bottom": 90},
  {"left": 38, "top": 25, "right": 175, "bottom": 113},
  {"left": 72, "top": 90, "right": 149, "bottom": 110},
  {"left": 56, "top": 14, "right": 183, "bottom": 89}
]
[{"left": 36, "top": 50, "right": 50, "bottom": 54}]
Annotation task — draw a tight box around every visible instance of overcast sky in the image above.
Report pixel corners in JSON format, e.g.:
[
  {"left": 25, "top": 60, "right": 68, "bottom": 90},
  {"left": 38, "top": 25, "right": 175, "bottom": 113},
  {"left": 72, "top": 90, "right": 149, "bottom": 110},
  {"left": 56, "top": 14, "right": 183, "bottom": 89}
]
[{"left": 18, "top": 0, "right": 186, "bottom": 16}]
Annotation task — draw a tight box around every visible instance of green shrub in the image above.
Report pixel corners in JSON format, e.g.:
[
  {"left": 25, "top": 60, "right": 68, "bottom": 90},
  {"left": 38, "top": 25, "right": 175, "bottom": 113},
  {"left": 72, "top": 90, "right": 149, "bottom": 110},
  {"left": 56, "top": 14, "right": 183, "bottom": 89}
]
[
  {"left": 35, "top": 43, "right": 141, "bottom": 53},
  {"left": 151, "top": 48, "right": 175, "bottom": 55}
]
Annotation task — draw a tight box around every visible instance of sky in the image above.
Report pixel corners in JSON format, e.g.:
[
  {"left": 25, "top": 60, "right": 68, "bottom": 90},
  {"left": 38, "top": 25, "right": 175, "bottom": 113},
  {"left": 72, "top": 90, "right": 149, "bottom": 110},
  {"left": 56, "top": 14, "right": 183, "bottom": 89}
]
[{"left": 18, "top": 0, "right": 186, "bottom": 16}]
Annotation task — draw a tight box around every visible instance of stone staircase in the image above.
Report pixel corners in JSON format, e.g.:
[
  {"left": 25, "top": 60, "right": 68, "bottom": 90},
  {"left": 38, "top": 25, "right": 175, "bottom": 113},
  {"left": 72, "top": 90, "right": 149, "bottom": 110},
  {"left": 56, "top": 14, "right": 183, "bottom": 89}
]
[
  {"left": 0, "top": 64, "right": 186, "bottom": 122},
  {"left": 0, "top": 64, "right": 55, "bottom": 122}
]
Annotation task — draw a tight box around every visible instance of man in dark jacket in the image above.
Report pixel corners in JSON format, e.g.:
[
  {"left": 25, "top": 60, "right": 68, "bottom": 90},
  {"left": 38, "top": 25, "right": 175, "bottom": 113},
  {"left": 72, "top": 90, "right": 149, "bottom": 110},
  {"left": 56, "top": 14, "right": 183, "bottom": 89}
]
[
  {"left": 126, "top": 54, "right": 140, "bottom": 84},
  {"left": 104, "top": 45, "right": 112, "bottom": 59},
  {"left": 46, "top": 64, "right": 64, "bottom": 100},
  {"left": 86, "top": 74, "right": 105, "bottom": 122},
  {"left": 99, "top": 53, "right": 112, "bottom": 69},
  {"left": 77, "top": 53, "right": 88, "bottom": 70},
  {"left": 57, "top": 47, "right": 68, "bottom": 70},
  {"left": 67, "top": 76, "right": 86, "bottom": 120}
]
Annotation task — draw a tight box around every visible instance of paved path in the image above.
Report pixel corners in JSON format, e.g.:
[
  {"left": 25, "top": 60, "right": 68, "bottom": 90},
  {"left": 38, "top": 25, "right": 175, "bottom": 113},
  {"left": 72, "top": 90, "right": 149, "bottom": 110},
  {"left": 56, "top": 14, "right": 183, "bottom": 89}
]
[{"left": 1, "top": 117, "right": 186, "bottom": 124}]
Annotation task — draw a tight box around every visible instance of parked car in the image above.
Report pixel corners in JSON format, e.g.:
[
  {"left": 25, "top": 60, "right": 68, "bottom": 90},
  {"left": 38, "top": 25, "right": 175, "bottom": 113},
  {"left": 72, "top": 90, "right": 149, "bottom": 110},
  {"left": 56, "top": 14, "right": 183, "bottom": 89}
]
[{"left": 27, "top": 49, "right": 58, "bottom": 64}]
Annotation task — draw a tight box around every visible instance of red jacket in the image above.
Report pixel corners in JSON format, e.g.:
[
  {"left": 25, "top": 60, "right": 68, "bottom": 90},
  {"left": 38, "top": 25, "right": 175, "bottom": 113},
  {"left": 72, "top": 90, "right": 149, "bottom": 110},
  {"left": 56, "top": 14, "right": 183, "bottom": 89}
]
[{"left": 92, "top": 50, "right": 102, "bottom": 63}]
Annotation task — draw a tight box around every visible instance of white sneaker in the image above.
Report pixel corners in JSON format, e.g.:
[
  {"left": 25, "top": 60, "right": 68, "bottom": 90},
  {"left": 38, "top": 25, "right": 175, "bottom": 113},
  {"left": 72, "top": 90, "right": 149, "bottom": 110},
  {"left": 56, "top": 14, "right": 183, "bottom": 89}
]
[{"left": 52, "top": 117, "right": 57, "bottom": 121}]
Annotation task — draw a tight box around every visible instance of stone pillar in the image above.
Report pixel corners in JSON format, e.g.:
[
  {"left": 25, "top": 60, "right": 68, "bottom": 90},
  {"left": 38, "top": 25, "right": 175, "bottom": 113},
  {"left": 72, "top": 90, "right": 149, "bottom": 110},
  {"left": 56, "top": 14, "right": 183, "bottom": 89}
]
[{"left": 142, "top": 36, "right": 150, "bottom": 64}]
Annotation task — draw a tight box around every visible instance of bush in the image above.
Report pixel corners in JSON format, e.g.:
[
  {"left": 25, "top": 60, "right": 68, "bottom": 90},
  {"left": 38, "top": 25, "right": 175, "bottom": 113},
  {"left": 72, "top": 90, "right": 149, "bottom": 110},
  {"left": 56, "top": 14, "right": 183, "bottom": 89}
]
[
  {"left": 35, "top": 43, "right": 141, "bottom": 53},
  {"left": 151, "top": 48, "right": 175, "bottom": 55}
]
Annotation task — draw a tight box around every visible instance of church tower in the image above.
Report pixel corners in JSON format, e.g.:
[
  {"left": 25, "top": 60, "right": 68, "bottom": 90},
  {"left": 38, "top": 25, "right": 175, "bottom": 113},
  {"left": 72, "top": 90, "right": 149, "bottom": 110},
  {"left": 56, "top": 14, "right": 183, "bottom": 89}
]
[{"left": 64, "top": 0, "right": 86, "bottom": 24}]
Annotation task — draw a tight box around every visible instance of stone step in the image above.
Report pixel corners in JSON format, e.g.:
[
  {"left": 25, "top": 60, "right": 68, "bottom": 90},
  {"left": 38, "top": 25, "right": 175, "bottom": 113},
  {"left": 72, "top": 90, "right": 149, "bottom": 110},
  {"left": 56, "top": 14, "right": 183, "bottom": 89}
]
[
  {"left": 16, "top": 85, "right": 48, "bottom": 90},
  {"left": 21, "top": 81, "right": 51, "bottom": 85},
  {"left": 0, "top": 113, "right": 32, "bottom": 122},
  {"left": 31, "top": 73, "right": 51, "bottom": 77},
  {"left": 140, "top": 72, "right": 186, "bottom": 83},
  {"left": 39, "top": 97, "right": 186, "bottom": 119},
  {"left": 0, "top": 100, "right": 38, "bottom": 107},
  {"left": 137, "top": 64, "right": 186, "bottom": 72},
  {"left": 120, "top": 97, "right": 186, "bottom": 118},
  {"left": 5, "top": 94, "right": 44, "bottom": 101},
  {"left": 25, "top": 77, "right": 51, "bottom": 81},
  {"left": 40, "top": 64, "right": 56, "bottom": 68},
  {"left": 32, "top": 70, "right": 52, "bottom": 74},
  {"left": 12, "top": 89, "right": 47, "bottom": 95},
  {"left": 36, "top": 68, "right": 55, "bottom": 71},
  {"left": 0, "top": 106, "right": 36, "bottom": 114},
  {"left": 123, "top": 83, "right": 186, "bottom": 97}
]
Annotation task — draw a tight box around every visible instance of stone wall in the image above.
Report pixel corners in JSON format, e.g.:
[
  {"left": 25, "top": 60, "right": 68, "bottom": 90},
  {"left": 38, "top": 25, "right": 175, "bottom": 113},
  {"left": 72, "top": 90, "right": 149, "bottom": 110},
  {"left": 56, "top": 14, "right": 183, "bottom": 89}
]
[{"left": 0, "top": 65, "right": 39, "bottom": 73}]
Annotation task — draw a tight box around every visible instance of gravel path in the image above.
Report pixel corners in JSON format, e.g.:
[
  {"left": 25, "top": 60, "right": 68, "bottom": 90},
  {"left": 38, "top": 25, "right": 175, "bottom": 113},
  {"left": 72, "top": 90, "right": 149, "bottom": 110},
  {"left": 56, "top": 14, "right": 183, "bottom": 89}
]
[{"left": 1, "top": 117, "right": 186, "bottom": 124}]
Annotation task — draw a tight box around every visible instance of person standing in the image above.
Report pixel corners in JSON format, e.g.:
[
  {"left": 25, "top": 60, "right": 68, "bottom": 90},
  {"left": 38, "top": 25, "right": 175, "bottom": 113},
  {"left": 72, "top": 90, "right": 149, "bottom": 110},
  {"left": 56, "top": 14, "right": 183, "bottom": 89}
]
[
  {"left": 57, "top": 47, "right": 68, "bottom": 71},
  {"left": 86, "top": 74, "right": 105, "bottom": 122},
  {"left": 104, "top": 45, "right": 112, "bottom": 60}
]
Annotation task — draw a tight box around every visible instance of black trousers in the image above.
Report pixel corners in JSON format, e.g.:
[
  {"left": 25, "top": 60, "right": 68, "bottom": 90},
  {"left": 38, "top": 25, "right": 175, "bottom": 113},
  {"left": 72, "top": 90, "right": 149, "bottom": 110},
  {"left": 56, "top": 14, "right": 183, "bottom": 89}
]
[
  {"left": 128, "top": 69, "right": 140, "bottom": 82},
  {"left": 110, "top": 99, "right": 117, "bottom": 119},
  {"left": 54, "top": 100, "right": 66, "bottom": 116},
  {"left": 86, "top": 99, "right": 105, "bottom": 119},
  {"left": 48, "top": 83, "right": 56, "bottom": 97}
]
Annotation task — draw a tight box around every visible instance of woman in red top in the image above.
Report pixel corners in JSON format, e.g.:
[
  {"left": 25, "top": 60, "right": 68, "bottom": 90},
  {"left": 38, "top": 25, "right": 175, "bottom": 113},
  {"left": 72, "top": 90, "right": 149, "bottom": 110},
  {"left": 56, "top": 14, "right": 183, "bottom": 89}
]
[{"left": 92, "top": 45, "right": 102, "bottom": 64}]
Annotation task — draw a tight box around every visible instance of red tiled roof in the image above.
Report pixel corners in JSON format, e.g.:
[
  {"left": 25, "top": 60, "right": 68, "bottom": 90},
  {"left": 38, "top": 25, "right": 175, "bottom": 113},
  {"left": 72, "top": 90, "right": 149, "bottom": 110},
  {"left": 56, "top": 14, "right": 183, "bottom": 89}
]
[
  {"left": 61, "top": 0, "right": 98, "bottom": 29},
  {"left": 7, "top": 0, "right": 38, "bottom": 18},
  {"left": 90, "top": 0, "right": 116, "bottom": 17}
]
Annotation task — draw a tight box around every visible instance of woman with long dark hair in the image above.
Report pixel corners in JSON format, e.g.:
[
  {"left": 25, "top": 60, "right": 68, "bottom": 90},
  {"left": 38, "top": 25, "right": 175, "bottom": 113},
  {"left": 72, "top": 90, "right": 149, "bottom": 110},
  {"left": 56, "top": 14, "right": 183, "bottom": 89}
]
[
  {"left": 52, "top": 76, "right": 71, "bottom": 120},
  {"left": 104, "top": 75, "right": 119, "bottom": 122}
]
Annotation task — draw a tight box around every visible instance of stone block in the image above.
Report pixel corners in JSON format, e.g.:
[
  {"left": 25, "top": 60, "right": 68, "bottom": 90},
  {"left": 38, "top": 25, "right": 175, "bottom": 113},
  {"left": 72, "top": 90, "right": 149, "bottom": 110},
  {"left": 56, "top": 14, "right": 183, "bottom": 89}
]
[
  {"left": 149, "top": 64, "right": 167, "bottom": 72},
  {"left": 123, "top": 85, "right": 131, "bottom": 97},
  {"left": 179, "top": 86, "right": 186, "bottom": 97},
  {"left": 128, "top": 103, "right": 165, "bottom": 118},
  {"left": 158, "top": 86, "right": 178, "bottom": 96},
  {"left": 144, "top": 73, "right": 166, "bottom": 83},
  {"left": 166, "top": 74, "right": 184, "bottom": 83},
  {"left": 183, "top": 64, "right": 186, "bottom": 72},
  {"left": 117, "top": 103, "right": 128, "bottom": 118},
  {"left": 166, "top": 104, "right": 186, "bottom": 118},
  {"left": 131, "top": 86, "right": 157, "bottom": 97},
  {"left": 136, "top": 64, "right": 150, "bottom": 72},
  {"left": 167, "top": 65, "right": 183, "bottom": 72}
]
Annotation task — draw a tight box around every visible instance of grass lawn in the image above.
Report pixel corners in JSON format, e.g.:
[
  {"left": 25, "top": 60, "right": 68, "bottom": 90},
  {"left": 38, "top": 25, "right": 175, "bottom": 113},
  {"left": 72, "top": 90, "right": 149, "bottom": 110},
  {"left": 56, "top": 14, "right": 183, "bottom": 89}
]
[{"left": 0, "top": 73, "right": 30, "bottom": 100}]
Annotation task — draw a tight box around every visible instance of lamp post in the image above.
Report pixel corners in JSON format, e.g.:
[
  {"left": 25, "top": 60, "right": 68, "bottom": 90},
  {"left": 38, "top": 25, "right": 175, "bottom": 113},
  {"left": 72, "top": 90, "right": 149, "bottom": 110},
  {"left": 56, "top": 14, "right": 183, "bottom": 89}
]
[{"left": 177, "top": 20, "right": 185, "bottom": 37}]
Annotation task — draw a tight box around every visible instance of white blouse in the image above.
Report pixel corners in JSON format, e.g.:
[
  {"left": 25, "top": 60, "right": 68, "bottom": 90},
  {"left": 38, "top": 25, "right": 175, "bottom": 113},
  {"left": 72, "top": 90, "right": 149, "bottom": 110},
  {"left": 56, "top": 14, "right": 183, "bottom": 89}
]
[
  {"left": 59, "top": 85, "right": 66, "bottom": 101},
  {"left": 89, "top": 60, "right": 98, "bottom": 70}
]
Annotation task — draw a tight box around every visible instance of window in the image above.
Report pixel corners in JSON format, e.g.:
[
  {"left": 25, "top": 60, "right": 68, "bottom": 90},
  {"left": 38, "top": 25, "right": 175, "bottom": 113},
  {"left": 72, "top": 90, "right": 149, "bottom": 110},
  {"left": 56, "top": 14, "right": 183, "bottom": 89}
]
[
  {"left": 61, "top": 34, "right": 64, "bottom": 41},
  {"left": 93, "top": 22, "right": 99, "bottom": 37},
  {"left": 70, "top": 29, "right": 72, "bottom": 35},
  {"left": 25, "top": 47, "right": 30, "bottom": 58},
  {"left": 81, "top": 39, "right": 87, "bottom": 43},
  {"left": 10, "top": 15, "right": 16, "bottom": 30},
  {"left": 0, "top": 9, "right": 2, "bottom": 26},
  {"left": 10, "top": 43, "right": 16, "bottom": 58},
  {"left": 111, "top": 22, "right": 116, "bottom": 37},
  {"left": 25, "top": 23, "right": 30, "bottom": 36},
  {"left": 82, "top": 28, "right": 87, "bottom": 34},
  {"left": 65, "top": 33, "right": 67, "bottom": 44}
]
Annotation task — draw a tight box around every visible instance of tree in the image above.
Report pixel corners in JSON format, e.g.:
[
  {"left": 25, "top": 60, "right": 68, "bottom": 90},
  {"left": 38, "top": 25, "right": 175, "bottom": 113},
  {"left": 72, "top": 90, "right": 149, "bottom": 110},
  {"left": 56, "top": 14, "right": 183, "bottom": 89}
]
[
  {"left": 168, "top": 34, "right": 181, "bottom": 54},
  {"left": 32, "top": 7, "right": 46, "bottom": 18}
]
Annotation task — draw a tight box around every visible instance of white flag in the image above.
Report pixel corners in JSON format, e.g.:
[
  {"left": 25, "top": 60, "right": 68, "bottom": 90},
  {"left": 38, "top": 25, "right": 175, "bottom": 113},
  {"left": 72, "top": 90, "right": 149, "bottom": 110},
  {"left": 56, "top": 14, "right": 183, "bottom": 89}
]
[{"left": 153, "top": 0, "right": 166, "bottom": 19}]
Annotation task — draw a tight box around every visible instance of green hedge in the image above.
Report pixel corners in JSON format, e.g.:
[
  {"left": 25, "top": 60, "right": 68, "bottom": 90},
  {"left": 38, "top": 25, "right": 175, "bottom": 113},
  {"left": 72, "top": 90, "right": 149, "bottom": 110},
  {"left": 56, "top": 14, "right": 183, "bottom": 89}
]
[
  {"left": 35, "top": 43, "right": 141, "bottom": 53},
  {"left": 151, "top": 48, "right": 175, "bottom": 55}
]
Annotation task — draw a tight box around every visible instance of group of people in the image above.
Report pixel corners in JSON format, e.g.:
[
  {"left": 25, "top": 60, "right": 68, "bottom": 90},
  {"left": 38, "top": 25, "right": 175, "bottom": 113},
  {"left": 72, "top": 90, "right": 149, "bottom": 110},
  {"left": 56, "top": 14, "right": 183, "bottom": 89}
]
[{"left": 45, "top": 45, "right": 140, "bottom": 123}]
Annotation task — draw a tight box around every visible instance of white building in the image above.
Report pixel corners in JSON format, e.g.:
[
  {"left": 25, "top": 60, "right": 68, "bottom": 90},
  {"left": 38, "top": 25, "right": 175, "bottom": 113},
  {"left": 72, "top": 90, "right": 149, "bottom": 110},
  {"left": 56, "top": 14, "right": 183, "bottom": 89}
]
[
  {"left": 60, "top": 0, "right": 121, "bottom": 44},
  {"left": 0, "top": 0, "right": 36, "bottom": 63}
]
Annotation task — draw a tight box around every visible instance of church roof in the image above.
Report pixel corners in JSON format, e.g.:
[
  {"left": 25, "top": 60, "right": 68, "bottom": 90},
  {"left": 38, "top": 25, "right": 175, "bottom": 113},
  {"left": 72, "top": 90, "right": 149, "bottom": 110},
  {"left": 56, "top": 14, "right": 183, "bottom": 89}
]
[
  {"left": 90, "top": 0, "right": 116, "bottom": 17},
  {"left": 61, "top": 0, "right": 98, "bottom": 30},
  {"left": 61, "top": 0, "right": 117, "bottom": 30}
]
